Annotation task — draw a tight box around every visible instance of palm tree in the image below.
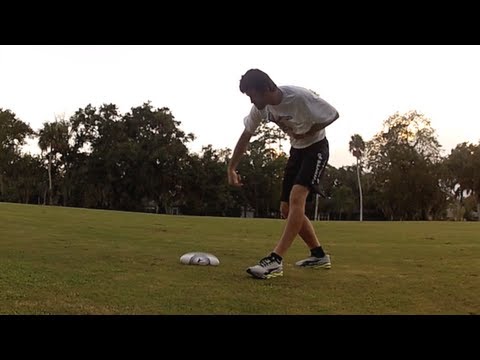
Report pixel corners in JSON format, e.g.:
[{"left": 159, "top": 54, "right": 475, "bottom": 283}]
[
  {"left": 38, "top": 117, "right": 69, "bottom": 205},
  {"left": 349, "top": 134, "right": 365, "bottom": 221}
]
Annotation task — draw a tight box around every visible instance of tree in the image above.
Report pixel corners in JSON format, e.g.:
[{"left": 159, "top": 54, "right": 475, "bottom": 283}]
[
  {"left": 332, "top": 185, "right": 355, "bottom": 220},
  {"left": 349, "top": 134, "right": 365, "bottom": 221},
  {"left": 446, "top": 142, "right": 480, "bottom": 221},
  {"left": 68, "top": 104, "right": 124, "bottom": 209},
  {"left": 122, "top": 102, "right": 194, "bottom": 212},
  {"left": 473, "top": 143, "right": 480, "bottom": 220},
  {"left": 38, "top": 116, "right": 70, "bottom": 205},
  {"left": 11, "top": 154, "right": 45, "bottom": 204},
  {"left": 366, "top": 111, "right": 443, "bottom": 220},
  {"left": 0, "top": 109, "right": 34, "bottom": 200},
  {"left": 237, "top": 120, "right": 288, "bottom": 217},
  {"left": 443, "top": 142, "right": 475, "bottom": 220},
  {"left": 182, "top": 145, "right": 236, "bottom": 216}
]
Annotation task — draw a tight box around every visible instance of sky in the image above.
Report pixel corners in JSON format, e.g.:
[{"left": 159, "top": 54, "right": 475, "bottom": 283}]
[{"left": 1, "top": 45, "right": 479, "bottom": 168}]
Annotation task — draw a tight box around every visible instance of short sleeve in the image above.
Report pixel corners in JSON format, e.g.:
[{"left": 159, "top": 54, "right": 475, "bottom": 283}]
[
  {"left": 243, "top": 106, "right": 266, "bottom": 134},
  {"left": 304, "top": 91, "right": 339, "bottom": 126}
]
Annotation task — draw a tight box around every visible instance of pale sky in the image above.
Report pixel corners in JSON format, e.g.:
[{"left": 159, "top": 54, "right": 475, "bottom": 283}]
[{"left": 1, "top": 45, "right": 479, "bottom": 168}]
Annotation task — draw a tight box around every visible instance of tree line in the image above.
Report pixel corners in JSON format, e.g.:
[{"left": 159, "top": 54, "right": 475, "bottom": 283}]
[{"left": 1, "top": 104, "right": 479, "bottom": 221}]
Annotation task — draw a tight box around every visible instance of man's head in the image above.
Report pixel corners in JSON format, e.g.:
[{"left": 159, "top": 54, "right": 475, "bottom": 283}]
[{"left": 239, "top": 69, "right": 279, "bottom": 110}]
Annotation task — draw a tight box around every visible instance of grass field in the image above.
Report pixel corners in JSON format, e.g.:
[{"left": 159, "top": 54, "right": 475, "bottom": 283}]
[{"left": 0, "top": 202, "right": 478, "bottom": 314}]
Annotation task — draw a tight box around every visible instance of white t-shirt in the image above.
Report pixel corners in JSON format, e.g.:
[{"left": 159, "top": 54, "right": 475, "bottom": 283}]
[{"left": 243, "top": 85, "right": 339, "bottom": 149}]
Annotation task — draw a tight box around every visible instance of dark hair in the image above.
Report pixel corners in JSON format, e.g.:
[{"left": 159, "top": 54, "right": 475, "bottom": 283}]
[{"left": 239, "top": 69, "right": 277, "bottom": 93}]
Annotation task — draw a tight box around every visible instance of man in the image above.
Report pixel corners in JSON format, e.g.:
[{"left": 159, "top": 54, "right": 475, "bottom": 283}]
[{"left": 227, "top": 69, "right": 339, "bottom": 279}]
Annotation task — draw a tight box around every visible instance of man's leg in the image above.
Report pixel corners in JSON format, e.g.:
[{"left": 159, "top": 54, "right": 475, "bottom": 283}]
[
  {"left": 275, "top": 138, "right": 331, "bottom": 268},
  {"left": 246, "top": 141, "right": 330, "bottom": 278},
  {"left": 295, "top": 214, "right": 331, "bottom": 268},
  {"left": 245, "top": 185, "right": 308, "bottom": 279},
  {"left": 281, "top": 201, "right": 321, "bottom": 250},
  {"left": 291, "top": 139, "right": 331, "bottom": 267},
  {"left": 298, "top": 215, "right": 322, "bottom": 249},
  {"left": 273, "top": 184, "right": 310, "bottom": 257},
  {"left": 293, "top": 203, "right": 331, "bottom": 268}
]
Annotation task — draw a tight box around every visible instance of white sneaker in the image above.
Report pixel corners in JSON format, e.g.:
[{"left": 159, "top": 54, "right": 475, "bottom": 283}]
[
  {"left": 246, "top": 255, "right": 283, "bottom": 279},
  {"left": 295, "top": 254, "right": 331, "bottom": 269}
]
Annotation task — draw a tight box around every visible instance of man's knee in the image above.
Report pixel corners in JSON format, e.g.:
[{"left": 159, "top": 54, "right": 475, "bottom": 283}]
[{"left": 289, "top": 185, "right": 309, "bottom": 207}]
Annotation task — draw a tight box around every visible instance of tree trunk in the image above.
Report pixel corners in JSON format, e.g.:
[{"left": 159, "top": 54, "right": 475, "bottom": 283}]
[
  {"left": 254, "top": 183, "right": 258, "bottom": 218},
  {"left": 477, "top": 201, "right": 480, "bottom": 222},
  {"left": 0, "top": 173, "right": 3, "bottom": 198},
  {"left": 356, "top": 158, "right": 363, "bottom": 221},
  {"left": 48, "top": 152, "right": 53, "bottom": 205}
]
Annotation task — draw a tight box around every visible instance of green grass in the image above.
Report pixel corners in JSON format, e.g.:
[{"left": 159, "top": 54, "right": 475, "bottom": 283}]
[{"left": 0, "top": 202, "right": 478, "bottom": 314}]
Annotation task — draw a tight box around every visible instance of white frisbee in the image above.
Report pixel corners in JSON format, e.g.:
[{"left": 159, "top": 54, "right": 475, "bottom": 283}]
[{"left": 180, "top": 252, "right": 220, "bottom": 266}]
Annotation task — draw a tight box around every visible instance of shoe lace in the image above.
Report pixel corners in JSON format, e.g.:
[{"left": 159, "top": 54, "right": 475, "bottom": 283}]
[{"left": 259, "top": 256, "right": 276, "bottom": 267}]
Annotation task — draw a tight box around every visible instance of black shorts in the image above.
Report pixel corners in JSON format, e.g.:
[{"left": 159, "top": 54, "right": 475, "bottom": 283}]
[{"left": 280, "top": 138, "right": 329, "bottom": 203}]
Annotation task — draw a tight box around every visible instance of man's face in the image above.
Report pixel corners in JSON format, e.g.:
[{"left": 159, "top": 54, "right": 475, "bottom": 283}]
[{"left": 245, "top": 89, "right": 268, "bottom": 110}]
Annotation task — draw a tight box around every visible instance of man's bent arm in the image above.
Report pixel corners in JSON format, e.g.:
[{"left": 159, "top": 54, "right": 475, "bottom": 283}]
[
  {"left": 305, "top": 111, "right": 340, "bottom": 136},
  {"left": 228, "top": 129, "right": 253, "bottom": 170}
]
